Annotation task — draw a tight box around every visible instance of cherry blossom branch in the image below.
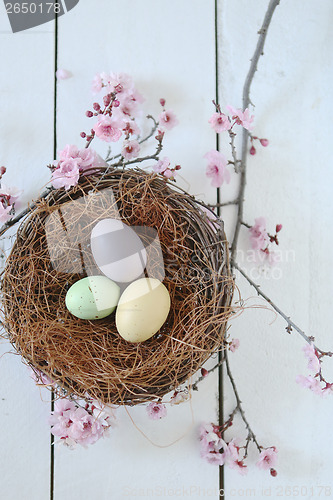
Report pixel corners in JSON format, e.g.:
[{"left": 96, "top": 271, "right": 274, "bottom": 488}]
[
  {"left": 224, "top": 350, "right": 262, "bottom": 456},
  {"left": 105, "top": 115, "right": 159, "bottom": 163},
  {"left": 232, "top": 260, "right": 332, "bottom": 357},
  {"left": 189, "top": 354, "right": 226, "bottom": 391},
  {"left": 230, "top": 0, "right": 281, "bottom": 261}
]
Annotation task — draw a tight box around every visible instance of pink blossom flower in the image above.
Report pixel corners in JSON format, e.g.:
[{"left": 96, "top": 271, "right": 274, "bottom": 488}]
[
  {"left": 0, "top": 184, "right": 22, "bottom": 204},
  {"left": 67, "top": 407, "right": 104, "bottom": 446},
  {"left": 302, "top": 343, "right": 320, "bottom": 374},
  {"left": 229, "top": 338, "right": 240, "bottom": 352},
  {"left": 170, "top": 391, "right": 190, "bottom": 405},
  {"left": 50, "top": 399, "right": 112, "bottom": 447},
  {"left": 146, "top": 402, "right": 167, "bottom": 420},
  {"left": 57, "top": 145, "right": 100, "bottom": 173},
  {"left": 92, "top": 401, "right": 117, "bottom": 429},
  {"left": 204, "top": 150, "right": 230, "bottom": 187},
  {"left": 123, "top": 120, "right": 140, "bottom": 137},
  {"left": 56, "top": 69, "right": 72, "bottom": 80},
  {"left": 119, "top": 95, "right": 139, "bottom": 117},
  {"left": 199, "top": 423, "right": 226, "bottom": 466},
  {"left": 77, "top": 148, "right": 98, "bottom": 171},
  {"left": 163, "top": 168, "right": 176, "bottom": 179},
  {"left": 296, "top": 374, "right": 323, "bottom": 395},
  {"left": 49, "top": 399, "right": 77, "bottom": 438},
  {"left": 129, "top": 88, "right": 145, "bottom": 105},
  {"left": 93, "top": 115, "right": 123, "bottom": 143},
  {"left": 153, "top": 157, "right": 170, "bottom": 174},
  {"left": 256, "top": 447, "right": 278, "bottom": 470},
  {"left": 159, "top": 110, "right": 179, "bottom": 131},
  {"left": 92, "top": 74, "right": 103, "bottom": 94},
  {"left": 224, "top": 439, "right": 240, "bottom": 463},
  {"left": 322, "top": 383, "right": 333, "bottom": 396},
  {"left": 122, "top": 139, "right": 140, "bottom": 159},
  {"left": 208, "top": 112, "right": 232, "bottom": 132},
  {"left": 0, "top": 203, "right": 13, "bottom": 223},
  {"left": 58, "top": 144, "right": 79, "bottom": 161},
  {"left": 109, "top": 72, "right": 133, "bottom": 94},
  {"left": 29, "top": 368, "right": 56, "bottom": 387},
  {"left": 51, "top": 158, "right": 80, "bottom": 190},
  {"left": 226, "top": 105, "right": 254, "bottom": 131},
  {"left": 230, "top": 460, "right": 248, "bottom": 475},
  {"left": 249, "top": 217, "right": 269, "bottom": 251}
]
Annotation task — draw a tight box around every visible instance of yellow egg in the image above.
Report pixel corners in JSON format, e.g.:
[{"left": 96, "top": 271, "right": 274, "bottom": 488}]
[{"left": 115, "top": 278, "right": 170, "bottom": 342}]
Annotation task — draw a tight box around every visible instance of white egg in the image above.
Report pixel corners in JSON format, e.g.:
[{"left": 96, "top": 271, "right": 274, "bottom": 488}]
[
  {"left": 116, "top": 278, "right": 171, "bottom": 342},
  {"left": 91, "top": 218, "right": 147, "bottom": 283}
]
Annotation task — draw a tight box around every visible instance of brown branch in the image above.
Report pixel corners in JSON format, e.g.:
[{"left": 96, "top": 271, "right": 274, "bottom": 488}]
[
  {"left": 230, "top": 0, "right": 281, "bottom": 262},
  {"left": 105, "top": 115, "right": 159, "bottom": 163},
  {"left": 232, "top": 260, "right": 333, "bottom": 357},
  {"left": 189, "top": 354, "right": 226, "bottom": 391},
  {"left": 224, "top": 351, "right": 262, "bottom": 455}
]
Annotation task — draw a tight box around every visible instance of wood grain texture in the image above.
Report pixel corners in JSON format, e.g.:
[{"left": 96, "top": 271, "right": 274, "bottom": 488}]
[
  {"left": 219, "top": 0, "right": 333, "bottom": 496},
  {"left": 54, "top": 1, "right": 219, "bottom": 498},
  {"left": 0, "top": 0, "right": 332, "bottom": 498},
  {"left": 0, "top": 2, "right": 54, "bottom": 499}
]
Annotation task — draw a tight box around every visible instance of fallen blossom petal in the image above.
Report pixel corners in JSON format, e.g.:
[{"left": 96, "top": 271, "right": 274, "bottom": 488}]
[{"left": 56, "top": 69, "right": 72, "bottom": 80}]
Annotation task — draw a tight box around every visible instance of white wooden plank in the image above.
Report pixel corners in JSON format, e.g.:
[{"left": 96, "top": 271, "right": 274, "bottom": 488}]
[
  {"left": 0, "top": 2, "right": 55, "bottom": 498},
  {"left": 54, "top": 0, "right": 220, "bottom": 498},
  {"left": 219, "top": 0, "right": 333, "bottom": 496}
]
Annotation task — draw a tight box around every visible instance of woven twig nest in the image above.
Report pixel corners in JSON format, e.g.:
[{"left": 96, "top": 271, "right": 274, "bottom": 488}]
[{"left": 1, "top": 167, "right": 234, "bottom": 405}]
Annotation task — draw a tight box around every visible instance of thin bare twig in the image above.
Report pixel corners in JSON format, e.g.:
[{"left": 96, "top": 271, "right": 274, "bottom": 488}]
[
  {"left": 233, "top": 260, "right": 333, "bottom": 357},
  {"left": 189, "top": 354, "right": 226, "bottom": 391},
  {"left": 230, "top": 0, "right": 281, "bottom": 261},
  {"left": 105, "top": 115, "right": 159, "bottom": 162},
  {"left": 224, "top": 351, "right": 262, "bottom": 454}
]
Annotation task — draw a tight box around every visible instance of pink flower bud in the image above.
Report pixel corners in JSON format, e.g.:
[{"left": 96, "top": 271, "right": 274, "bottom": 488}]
[
  {"left": 0, "top": 166, "right": 6, "bottom": 176},
  {"left": 93, "top": 103, "right": 101, "bottom": 111},
  {"left": 113, "top": 99, "right": 120, "bottom": 108},
  {"left": 250, "top": 145, "right": 256, "bottom": 155},
  {"left": 175, "top": 164, "right": 181, "bottom": 170},
  {"left": 270, "top": 468, "right": 277, "bottom": 477},
  {"left": 80, "top": 132, "right": 86, "bottom": 138},
  {"left": 201, "top": 368, "right": 209, "bottom": 377},
  {"left": 160, "top": 98, "right": 166, "bottom": 107},
  {"left": 103, "top": 94, "right": 112, "bottom": 107},
  {"left": 260, "top": 138, "right": 269, "bottom": 147},
  {"left": 86, "top": 110, "right": 93, "bottom": 118},
  {"left": 276, "top": 224, "right": 282, "bottom": 233}
]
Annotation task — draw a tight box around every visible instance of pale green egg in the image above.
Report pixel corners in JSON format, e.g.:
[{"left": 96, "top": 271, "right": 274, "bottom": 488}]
[{"left": 65, "top": 276, "right": 120, "bottom": 320}]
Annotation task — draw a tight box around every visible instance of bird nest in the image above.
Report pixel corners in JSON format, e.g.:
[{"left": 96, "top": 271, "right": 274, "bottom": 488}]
[{"left": 1, "top": 167, "right": 234, "bottom": 405}]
